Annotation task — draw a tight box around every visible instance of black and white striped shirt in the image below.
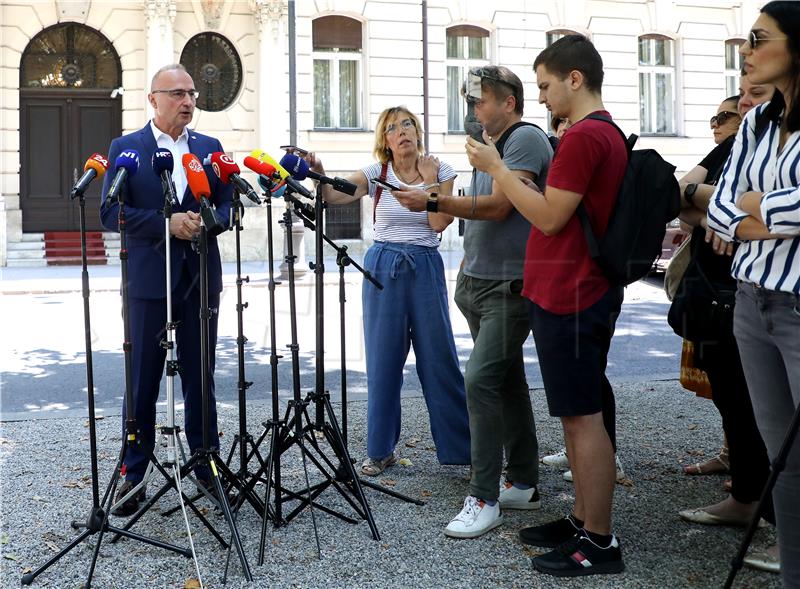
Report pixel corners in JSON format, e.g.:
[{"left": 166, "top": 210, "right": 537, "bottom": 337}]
[
  {"left": 707, "top": 102, "right": 800, "bottom": 294},
  {"left": 361, "top": 160, "right": 457, "bottom": 248}
]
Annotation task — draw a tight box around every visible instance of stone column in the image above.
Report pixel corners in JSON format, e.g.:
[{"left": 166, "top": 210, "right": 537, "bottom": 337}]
[
  {"left": 254, "top": 0, "right": 306, "bottom": 279},
  {"left": 145, "top": 0, "right": 176, "bottom": 115}
]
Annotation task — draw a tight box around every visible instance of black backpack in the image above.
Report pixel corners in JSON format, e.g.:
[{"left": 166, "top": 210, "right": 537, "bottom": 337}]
[{"left": 576, "top": 114, "right": 680, "bottom": 286}]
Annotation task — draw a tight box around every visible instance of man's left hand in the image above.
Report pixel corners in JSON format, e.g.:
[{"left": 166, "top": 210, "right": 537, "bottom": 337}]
[
  {"left": 393, "top": 187, "right": 429, "bottom": 212},
  {"left": 466, "top": 131, "right": 503, "bottom": 175}
]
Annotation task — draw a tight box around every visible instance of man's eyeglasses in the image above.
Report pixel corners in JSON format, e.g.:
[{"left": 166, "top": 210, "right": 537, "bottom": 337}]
[
  {"left": 710, "top": 111, "right": 740, "bottom": 127},
  {"left": 748, "top": 30, "right": 788, "bottom": 50},
  {"left": 385, "top": 119, "right": 415, "bottom": 135},
  {"left": 152, "top": 89, "right": 200, "bottom": 100}
]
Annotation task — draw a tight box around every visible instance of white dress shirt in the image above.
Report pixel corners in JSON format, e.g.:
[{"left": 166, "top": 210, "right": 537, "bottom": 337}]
[{"left": 150, "top": 120, "right": 190, "bottom": 203}]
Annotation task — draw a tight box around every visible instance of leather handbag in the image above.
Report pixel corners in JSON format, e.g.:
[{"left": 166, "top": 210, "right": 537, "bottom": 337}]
[
  {"left": 679, "top": 339, "right": 713, "bottom": 399},
  {"left": 664, "top": 234, "right": 691, "bottom": 301},
  {"left": 667, "top": 238, "right": 735, "bottom": 343}
]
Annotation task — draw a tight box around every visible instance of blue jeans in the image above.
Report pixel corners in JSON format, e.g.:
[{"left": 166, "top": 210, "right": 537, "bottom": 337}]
[
  {"left": 734, "top": 282, "right": 800, "bottom": 588},
  {"left": 362, "top": 242, "right": 470, "bottom": 465}
]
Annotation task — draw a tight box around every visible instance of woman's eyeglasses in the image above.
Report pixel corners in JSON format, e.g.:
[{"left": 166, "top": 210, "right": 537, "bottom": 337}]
[
  {"left": 151, "top": 89, "right": 200, "bottom": 100},
  {"left": 710, "top": 111, "right": 740, "bottom": 127},
  {"left": 748, "top": 30, "right": 788, "bottom": 50},
  {"left": 385, "top": 119, "right": 415, "bottom": 135}
]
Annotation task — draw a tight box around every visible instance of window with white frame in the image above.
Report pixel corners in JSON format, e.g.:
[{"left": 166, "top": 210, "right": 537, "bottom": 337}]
[
  {"left": 546, "top": 29, "right": 578, "bottom": 47},
  {"left": 312, "top": 15, "right": 362, "bottom": 129},
  {"left": 446, "top": 25, "right": 490, "bottom": 133},
  {"left": 725, "top": 39, "right": 745, "bottom": 96},
  {"left": 638, "top": 35, "right": 676, "bottom": 135}
]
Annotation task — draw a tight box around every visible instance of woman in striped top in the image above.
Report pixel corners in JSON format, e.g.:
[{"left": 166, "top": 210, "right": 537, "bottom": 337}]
[
  {"left": 304, "top": 106, "right": 471, "bottom": 477},
  {"left": 707, "top": 2, "right": 800, "bottom": 585}
]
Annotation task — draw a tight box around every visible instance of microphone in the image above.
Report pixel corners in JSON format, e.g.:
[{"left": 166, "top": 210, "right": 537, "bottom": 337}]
[
  {"left": 280, "top": 152, "right": 357, "bottom": 196},
  {"left": 106, "top": 150, "right": 140, "bottom": 203},
  {"left": 209, "top": 152, "right": 261, "bottom": 205},
  {"left": 182, "top": 153, "right": 225, "bottom": 237},
  {"left": 72, "top": 153, "right": 109, "bottom": 199},
  {"left": 249, "top": 149, "right": 314, "bottom": 199},
  {"left": 151, "top": 148, "right": 178, "bottom": 205}
]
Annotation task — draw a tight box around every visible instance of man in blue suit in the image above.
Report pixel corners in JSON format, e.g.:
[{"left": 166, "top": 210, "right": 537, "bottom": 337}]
[{"left": 100, "top": 64, "right": 233, "bottom": 516}]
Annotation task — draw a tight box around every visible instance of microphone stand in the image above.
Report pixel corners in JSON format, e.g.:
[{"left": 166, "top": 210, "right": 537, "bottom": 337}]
[
  {"left": 306, "top": 184, "right": 422, "bottom": 507},
  {"left": 23, "top": 182, "right": 192, "bottom": 588},
  {"left": 222, "top": 189, "right": 270, "bottom": 516}
]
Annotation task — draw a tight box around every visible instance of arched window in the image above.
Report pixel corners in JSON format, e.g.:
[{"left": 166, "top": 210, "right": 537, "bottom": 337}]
[
  {"left": 180, "top": 32, "right": 243, "bottom": 112},
  {"left": 20, "top": 23, "right": 120, "bottom": 89},
  {"left": 725, "top": 39, "right": 745, "bottom": 96},
  {"left": 446, "top": 25, "right": 490, "bottom": 133},
  {"left": 312, "top": 15, "right": 363, "bottom": 129},
  {"left": 638, "top": 34, "right": 676, "bottom": 135}
]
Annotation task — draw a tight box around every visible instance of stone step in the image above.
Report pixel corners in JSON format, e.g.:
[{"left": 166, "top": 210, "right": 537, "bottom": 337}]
[
  {"left": 7, "top": 241, "right": 46, "bottom": 252},
  {"left": 21, "top": 233, "right": 44, "bottom": 242},
  {"left": 7, "top": 258, "right": 47, "bottom": 267}
]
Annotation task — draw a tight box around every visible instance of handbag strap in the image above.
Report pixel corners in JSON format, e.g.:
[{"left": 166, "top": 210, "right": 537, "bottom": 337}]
[{"left": 373, "top": 162, "right": 389, "bottom": 224}]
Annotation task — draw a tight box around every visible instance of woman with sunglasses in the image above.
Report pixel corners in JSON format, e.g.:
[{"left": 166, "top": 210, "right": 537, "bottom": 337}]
[
  {"left": 708, "top": 2, "right": 800, "bottom": 586},
  {"left": 674, "top": 94, "right": 774, "bottom": 536},
  {"left": 303, "top": 106, "right": 471, "bottom": 477}
]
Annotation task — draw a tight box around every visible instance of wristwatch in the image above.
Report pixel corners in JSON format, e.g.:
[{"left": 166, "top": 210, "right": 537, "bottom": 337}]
[
  {"left": 426, "top": 192, "right": 439, "bottom": 213},
  {"left": 684, "top": 183, "right": 699, "bottom": 206}
]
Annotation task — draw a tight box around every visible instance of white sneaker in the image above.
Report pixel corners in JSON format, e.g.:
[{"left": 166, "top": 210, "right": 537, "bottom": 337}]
[
  {"left": 541, "top": 448, "right": 570, "bottom": 468},
  {"left": 444, "top": 496, "right": 502, "bottom": 538},
  {"left": 564, "top": 456, "right": 627, "bottom": 483},
  {"left": 498, "top": 482, "right": 541, "bottom": 510}
]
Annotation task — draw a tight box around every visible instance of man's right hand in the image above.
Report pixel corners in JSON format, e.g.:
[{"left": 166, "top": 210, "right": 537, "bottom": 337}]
[{"left": 170, "top": 211, "right": 201, "bottom": 240}]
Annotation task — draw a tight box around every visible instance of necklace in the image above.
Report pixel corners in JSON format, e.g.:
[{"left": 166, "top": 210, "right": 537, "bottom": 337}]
[{"left": 394, "top": 168, "right": 422, "bottom": 185}]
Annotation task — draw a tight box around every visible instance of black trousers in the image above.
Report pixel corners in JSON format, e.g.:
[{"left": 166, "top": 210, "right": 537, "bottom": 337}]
[{"left": 696, "top": 336, "right": 774, "bottom": 521}]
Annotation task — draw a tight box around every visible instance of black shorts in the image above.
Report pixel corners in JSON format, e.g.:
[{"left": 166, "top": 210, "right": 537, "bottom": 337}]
[{"left": 528, "top": 286, "right": 623, "bottom": 417}]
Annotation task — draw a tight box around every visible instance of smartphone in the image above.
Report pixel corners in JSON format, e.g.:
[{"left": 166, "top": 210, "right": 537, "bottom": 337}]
[
  {"left": 370, "top": 177, "right": 401, "bottom": 191},
  {"left": 279, "top": 145, "right": 309, "bottom": 157}
]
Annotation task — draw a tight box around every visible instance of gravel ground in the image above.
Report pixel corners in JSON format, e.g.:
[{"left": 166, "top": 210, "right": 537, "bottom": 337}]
[{"left": 0, "top": 381, "right": 781, "bottom": 589}]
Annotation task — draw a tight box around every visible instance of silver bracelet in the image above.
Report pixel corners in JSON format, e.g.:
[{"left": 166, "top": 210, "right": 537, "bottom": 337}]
[{"left": 422, "top": 182, "right": 440, "bottom": 190}]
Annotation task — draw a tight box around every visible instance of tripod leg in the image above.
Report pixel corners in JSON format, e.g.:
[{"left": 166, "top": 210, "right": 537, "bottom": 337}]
[
  {"left": 209, "top": 456, "right": 253, "bottom": 581},
  {"left": 724, "top": 399, "right": 800, "bottom": 588},
  {"left": 258, "top": 423, "right": 281, "bottom": 565},
  {"left": 21, "top": 529, "right": 92, "bottom": 586}
]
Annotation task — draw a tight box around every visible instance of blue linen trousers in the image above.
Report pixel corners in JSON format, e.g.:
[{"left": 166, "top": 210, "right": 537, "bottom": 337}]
[{"left": 362, "top": 241, "right": 471, "bottom": 465}]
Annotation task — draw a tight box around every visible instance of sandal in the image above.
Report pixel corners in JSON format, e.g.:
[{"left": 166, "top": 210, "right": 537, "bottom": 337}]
[
  {"left": 361, "top": 452, "right": 397, "bottom": 477},
  {"left": 683, "top": 449, "right": 730, "bottom": 475}
]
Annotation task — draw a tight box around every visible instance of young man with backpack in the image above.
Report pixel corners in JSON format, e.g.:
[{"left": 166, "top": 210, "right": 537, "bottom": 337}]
[
  {"left": 394, "top": 65, "right": 552, "bottom": 539},
  {"left": 466, "top": 35, "right": 628, "bottom": 576}
]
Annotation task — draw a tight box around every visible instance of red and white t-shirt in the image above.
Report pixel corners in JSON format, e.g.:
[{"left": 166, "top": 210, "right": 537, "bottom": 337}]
[{"left": 522, "top": 111, "right": 627, "bottom": 314}]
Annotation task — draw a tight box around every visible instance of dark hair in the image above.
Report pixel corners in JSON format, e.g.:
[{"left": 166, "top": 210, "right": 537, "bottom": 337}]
[
  {"left": 551, "top": 115, "right": 565, "bottom": 128},
  {"left": 761, "top": 1, "right": 800, "bottom": 131},
  {"left": 723, "top": 94, "right": 741, "bottom": 108},
  {"left": 533, "top": 34, "right": 604, "bottom": 93},
  {"left": 477, "top": 65, "right": 524, "bottom": 115}
]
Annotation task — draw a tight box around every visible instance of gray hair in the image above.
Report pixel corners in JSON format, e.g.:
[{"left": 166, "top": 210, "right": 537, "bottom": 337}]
[{"left": 150, "top": 63, "right": 188, "bottom": 90}]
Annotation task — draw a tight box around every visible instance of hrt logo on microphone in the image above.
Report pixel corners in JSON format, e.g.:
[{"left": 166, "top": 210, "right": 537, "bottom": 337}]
[
  {"left": 92, "top": 154, "right": 109, "bottom": 167},
  {"left": 154, "top": 151, "right": 171, "bottom": 158}
]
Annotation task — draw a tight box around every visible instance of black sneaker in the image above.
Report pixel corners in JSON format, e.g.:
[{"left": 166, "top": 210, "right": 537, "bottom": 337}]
[
  {"left": 519, "top": 515, "right": 580, "bottom": 547},
  {"left": 112, "top": 480, "right": 146, "bottom": 517},
  {"left": 532, "top": 530, "right": 624, "bottom": 577}
]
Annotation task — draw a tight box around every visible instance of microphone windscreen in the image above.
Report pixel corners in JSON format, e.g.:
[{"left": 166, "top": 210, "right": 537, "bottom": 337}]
[
  {"left": 115, "top": 150, "right": 140, "bottom": 176},
  {"left": 210, "top": 152, "right": 241, "bottom": 184},
  {"left": 243, "top": 156, "right": 277, "bottom": 177},
  {"left": 250, "top": 149, "right": 290, "bottom": 182},
  {"left": 84, "top": 153, "right": 109, "bottom": 177},
  {"left": 182, "top": 153, "right": 211, "bottom": 200},
  {"left": 279, "top": 152, "right": 310, "bottom": 180},
  {"left": 152, "top": 148, "right": 174, "bottom": 175}
]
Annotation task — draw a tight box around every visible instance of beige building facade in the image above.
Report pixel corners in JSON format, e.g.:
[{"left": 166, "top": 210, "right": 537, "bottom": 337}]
[{"left": 0, "top": 0, "right": 762, "bottom": 266}]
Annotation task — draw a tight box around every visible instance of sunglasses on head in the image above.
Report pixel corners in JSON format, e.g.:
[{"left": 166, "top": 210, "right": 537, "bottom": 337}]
[{"left": 710, "top": 111, "right": 740, "bottom": 127}]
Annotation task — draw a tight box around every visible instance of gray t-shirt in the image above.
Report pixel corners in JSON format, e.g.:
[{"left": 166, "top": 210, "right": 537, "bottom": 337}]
[{"left": 463, "top": 124, "right": 553, "bottom": 280}]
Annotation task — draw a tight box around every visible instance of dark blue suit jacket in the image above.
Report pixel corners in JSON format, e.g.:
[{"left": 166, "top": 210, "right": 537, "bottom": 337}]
[{"left": 100, "top": 124, "right": 233, "bottom": 299}]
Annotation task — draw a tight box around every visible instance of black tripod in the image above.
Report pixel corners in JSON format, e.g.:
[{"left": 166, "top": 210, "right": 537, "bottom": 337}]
[
  {"left": 223, "top": 191, "right": 269, "bottom": 517},
  {"left": 724, "top": 402, "right": 800, "bottom": 588},
  {"left": 304, "top": 186, "right": 423, "bottom": 507},
  {"left": 22, "top": 175, "right": 192, "bottom": 588}
]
